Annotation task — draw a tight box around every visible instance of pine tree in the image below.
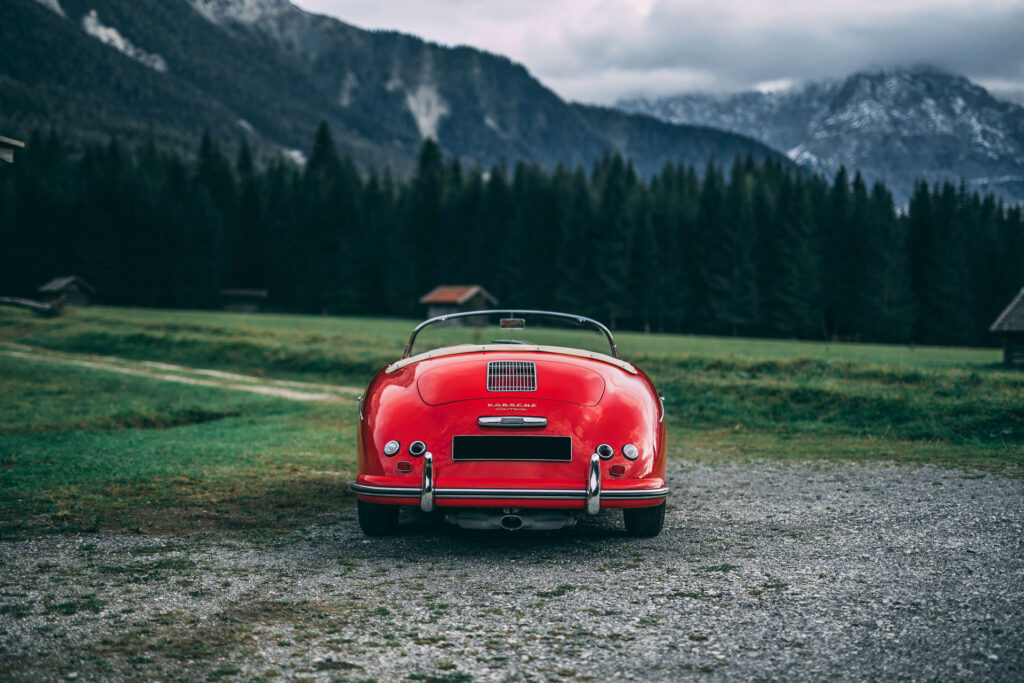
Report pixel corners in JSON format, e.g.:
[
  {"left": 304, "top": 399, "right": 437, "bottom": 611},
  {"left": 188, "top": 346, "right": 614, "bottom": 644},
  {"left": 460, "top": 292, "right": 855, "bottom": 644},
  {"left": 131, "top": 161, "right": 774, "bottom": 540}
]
[
  {"left": 695, "top": 160, "right": 758, "bottom": 335},
  {"left": 592, "top": 153, "right": 637, "bottom": 328},
  {"left": 861, "top": 182, "right": 912, "bottom": 341},
  {"left": 407, "top": 139, "right": 446, "bottom": 302},
  {"left": 762, "top": 178, "right": 821, "bottom": 337}
]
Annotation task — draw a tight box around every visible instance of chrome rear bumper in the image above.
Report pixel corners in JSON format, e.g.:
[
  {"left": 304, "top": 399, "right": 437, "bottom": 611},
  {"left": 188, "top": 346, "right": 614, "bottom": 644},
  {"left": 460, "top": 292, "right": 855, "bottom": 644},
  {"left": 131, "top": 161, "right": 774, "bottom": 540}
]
[
  {"left": 353, "top": 449, "right": 667, "bottom": 513},
  {"left": 350, "top": 482, "right": 669, "bottom": 502}
]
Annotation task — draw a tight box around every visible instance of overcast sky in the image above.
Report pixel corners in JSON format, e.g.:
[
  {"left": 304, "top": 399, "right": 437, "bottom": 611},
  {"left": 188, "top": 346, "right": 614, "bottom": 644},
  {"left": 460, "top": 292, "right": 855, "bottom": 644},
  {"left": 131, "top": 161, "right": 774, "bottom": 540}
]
[{"left": 293, "top": 0, "right": 1024, "bottom": 104}]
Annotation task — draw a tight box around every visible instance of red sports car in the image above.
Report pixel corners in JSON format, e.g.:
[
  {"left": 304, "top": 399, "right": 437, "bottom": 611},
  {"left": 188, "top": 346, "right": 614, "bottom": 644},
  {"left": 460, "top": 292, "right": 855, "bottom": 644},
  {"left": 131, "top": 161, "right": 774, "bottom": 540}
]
[{"left": 351, "top": 310, "right": 668, "bottom": 536}]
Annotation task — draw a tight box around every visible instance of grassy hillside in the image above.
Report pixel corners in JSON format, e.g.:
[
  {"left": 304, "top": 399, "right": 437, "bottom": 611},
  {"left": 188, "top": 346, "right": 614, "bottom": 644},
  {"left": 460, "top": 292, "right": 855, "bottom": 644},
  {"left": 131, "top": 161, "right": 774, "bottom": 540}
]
[
  {"left": 0, "top": 305, "right": 1019, "bottom": 537},
  {"left": 1, "top": 305, "right": 1002, "bottom": 372}
]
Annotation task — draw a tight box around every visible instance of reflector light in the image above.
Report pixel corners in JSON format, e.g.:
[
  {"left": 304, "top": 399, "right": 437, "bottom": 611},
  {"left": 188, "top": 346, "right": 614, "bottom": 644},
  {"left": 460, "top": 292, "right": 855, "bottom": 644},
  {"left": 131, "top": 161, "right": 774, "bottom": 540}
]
[
  {"left": 397, "top": 461, "right": 412, "bottom": 473},
  {"left": 383, "top": 440, "right": 400, "bottom": 456}
]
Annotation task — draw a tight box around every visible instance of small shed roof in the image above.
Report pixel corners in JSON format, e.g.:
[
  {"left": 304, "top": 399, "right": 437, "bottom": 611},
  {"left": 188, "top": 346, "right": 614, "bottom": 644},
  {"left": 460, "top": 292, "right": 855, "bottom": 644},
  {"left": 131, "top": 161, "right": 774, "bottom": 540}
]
[
  {"left": 220, "top": 289, "right": 268, "bottom": 298},
  {"left": 0, "top": 136, "right": 25, "bottom": 163},
  {"left": 38, "top": 276, "right": 96, "bottom": 294},
  {"left": 419, "top": 285, "right": 497, "bottom": 306},
  {"left": 991, "top": 287, "right": 1024, "bottom": 333}
]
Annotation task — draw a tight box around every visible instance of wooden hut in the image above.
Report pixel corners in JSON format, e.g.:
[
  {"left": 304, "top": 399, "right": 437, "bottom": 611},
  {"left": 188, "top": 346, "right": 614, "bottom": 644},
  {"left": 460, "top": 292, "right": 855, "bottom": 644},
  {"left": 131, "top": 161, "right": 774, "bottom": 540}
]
[
  {"left": 0, "top": 136, "right": 25, "bottom": 164},
  {"left": 38, "top": 276, "right": 95, "bottom": 307},
  {"left": 220, "top": 288, "right": 268, "bottom": 312},
  {"left": 419, "top": 285, "right": 497, "bottom": 322},
  {"left": 990, "top": 287, "right": 1024, "bottom": 366}
]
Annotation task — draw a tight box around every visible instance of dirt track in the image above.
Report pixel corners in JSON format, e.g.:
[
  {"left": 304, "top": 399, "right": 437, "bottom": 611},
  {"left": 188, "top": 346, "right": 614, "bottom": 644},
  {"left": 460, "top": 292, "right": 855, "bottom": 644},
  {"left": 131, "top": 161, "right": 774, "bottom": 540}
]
[
  {"left": 1, "top": 460, "right": 1022, "bottom": 681},
  {"left": 0, "top": 344, "right": 361, "bottom": 401}
]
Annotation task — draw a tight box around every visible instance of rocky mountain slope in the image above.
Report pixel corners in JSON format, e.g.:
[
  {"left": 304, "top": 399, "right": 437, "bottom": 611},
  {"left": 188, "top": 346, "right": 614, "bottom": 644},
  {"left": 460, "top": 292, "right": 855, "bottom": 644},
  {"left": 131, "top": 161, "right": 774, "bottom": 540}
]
[
  {"left": 619, "top": 67, "right": 1024, "bottom": 205},
  {"left": 0, "top": 0, "right": 788, "bottom": 174}
]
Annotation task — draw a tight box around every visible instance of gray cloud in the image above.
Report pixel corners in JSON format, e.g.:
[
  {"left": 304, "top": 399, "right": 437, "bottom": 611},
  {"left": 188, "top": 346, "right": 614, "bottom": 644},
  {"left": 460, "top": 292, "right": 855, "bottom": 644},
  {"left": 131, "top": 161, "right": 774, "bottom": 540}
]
[{"left": 295, "top": 0, "right": 1024, "bottom": 103}]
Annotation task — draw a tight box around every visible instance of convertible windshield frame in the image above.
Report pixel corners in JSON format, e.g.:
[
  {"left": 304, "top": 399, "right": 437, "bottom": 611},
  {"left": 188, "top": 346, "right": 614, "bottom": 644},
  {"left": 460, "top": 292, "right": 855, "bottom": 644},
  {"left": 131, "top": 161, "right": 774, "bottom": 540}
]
[{"left": 402, "top": 309, "right": 621, "bottom": 360}]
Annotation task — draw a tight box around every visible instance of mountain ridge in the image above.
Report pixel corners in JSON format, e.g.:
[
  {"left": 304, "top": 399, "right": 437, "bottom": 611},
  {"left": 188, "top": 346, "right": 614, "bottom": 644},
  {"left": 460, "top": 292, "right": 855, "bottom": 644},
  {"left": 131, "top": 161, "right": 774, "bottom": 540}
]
[
  {"left": 1, "top": 0, "right": 789, "bottom": 175},
  {"left": 618, "top": 66, "right": 1024, "bottom": 205}
]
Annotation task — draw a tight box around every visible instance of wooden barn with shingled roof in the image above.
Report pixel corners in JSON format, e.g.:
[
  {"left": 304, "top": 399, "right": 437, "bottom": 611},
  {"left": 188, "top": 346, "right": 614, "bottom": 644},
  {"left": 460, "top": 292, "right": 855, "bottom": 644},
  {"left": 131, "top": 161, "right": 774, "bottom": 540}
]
[
  {"left": 419, "top": 285, "right": 497, "bottom": 322},
  {"left": 0, "top": 135, "right": 24, "bottom": 164},
  {"left": 990, "top": 287, "right": 1024, "bottom": 366},
  {"left": 38, "top": 276, "right": 95, "bottom": 307}
]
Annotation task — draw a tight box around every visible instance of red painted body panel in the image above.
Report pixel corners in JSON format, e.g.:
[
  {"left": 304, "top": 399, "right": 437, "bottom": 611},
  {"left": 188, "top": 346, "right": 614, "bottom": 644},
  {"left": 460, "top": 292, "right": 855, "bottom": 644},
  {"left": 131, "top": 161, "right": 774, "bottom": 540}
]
[
  {"left": 356, "top": 350, "right": 666, "bottom": 510},
  {"left": 417, "top": 359, "right": 606, "bottom": 406}
]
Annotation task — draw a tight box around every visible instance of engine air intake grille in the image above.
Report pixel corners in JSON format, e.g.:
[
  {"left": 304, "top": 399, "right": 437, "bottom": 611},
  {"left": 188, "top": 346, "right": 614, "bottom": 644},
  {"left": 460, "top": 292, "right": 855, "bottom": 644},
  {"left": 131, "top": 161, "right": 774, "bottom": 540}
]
[{"left": 487, "top": 360, "right": 537, "bottom": 392}]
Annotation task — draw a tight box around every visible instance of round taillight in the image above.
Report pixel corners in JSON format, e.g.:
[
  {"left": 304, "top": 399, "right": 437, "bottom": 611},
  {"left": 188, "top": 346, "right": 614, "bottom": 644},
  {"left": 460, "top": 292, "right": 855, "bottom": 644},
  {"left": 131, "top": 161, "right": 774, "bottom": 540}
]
[
  {"left": 622, "top": 444, "right": 639, "bottom": 460},
  {"left": 596, "top": 444, "right": 614, "bottom": 460},
  {"left": 383, "top": 440, "right": 400, "bottom": 456},
  {"left": 409, "top": 441, "right": 427, "bottom": 457}
]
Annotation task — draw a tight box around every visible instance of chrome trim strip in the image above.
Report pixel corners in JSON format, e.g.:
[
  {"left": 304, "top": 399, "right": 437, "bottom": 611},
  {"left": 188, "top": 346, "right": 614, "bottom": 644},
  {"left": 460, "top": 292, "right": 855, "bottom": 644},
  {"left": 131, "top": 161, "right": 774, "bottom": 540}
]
[
  {"left": 439, "top": 488, "right": 586, "bottom": 500},
  {"left": 477, "top": 416, "right": 548, "bottom": 428},
  {"left": 350, "top": 483, "right": 421, "bottom": 498},
  {"left": 585, "top": 453, "right": 601, "bottom": 515},
  {"left": 351, "top": 483, "right": 669, "bottom": 501},
  {"left": 420, "top": 452, "right": 435, "bottom": 512},
  {"left": 603, "top": 487, "right": 671, "bottom": 499}
]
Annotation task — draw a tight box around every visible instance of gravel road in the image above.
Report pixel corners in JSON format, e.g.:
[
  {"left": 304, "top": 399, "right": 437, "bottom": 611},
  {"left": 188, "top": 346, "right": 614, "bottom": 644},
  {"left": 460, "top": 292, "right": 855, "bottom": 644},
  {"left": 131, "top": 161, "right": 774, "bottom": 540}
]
[{"left": 2, "top": 460, "right": 1022, "bottom": 681}]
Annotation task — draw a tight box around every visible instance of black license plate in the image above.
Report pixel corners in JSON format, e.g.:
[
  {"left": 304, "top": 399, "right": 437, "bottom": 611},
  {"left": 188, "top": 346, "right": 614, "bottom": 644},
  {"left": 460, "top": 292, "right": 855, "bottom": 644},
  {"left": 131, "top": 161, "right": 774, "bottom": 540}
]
[{"left": 452, "top": 435, "right": 572, "bottom": 462}]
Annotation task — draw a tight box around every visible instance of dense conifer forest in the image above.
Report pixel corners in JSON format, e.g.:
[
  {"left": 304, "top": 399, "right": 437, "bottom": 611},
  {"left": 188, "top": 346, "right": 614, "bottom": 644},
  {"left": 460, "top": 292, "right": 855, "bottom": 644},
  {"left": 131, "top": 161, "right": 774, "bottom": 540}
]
[{"left": 2, "top": 123, "right": 1022, "bottom": 347}]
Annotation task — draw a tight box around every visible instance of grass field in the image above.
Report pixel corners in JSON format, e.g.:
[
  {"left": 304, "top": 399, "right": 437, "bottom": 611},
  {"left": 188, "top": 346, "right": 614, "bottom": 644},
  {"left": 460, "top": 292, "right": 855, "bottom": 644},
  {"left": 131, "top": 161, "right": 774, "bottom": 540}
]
[{"left": 0, "top": 305, "right": 1020, "bottom": 538}]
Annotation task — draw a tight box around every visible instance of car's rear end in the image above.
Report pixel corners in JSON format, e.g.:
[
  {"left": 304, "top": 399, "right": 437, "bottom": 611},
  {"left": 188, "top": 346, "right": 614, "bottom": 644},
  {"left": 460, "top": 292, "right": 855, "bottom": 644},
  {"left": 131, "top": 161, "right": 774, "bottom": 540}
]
[{"left": 353, "top": 338, "right": 668, "bottom": 536}]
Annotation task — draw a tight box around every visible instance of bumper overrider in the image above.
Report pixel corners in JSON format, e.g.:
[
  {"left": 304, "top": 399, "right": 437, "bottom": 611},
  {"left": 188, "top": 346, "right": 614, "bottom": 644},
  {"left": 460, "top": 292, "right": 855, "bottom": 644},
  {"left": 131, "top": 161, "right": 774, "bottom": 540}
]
[{"left": 351, "top": 452, "right": 669, "bottom": 514}]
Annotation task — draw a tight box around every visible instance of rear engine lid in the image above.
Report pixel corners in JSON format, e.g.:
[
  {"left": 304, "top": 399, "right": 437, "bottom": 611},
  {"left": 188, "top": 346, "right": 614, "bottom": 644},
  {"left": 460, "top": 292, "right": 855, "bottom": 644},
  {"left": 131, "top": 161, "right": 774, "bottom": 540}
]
[{"left": 417, "top": 359, "right": 605, "bottom": 406}]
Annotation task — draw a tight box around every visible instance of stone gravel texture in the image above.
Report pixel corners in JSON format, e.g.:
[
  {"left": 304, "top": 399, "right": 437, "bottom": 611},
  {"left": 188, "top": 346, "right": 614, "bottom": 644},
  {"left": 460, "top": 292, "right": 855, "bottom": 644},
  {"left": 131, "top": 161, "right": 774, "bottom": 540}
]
[{"left": 1, "top": 460, "right": 1022, "bottom": 681}]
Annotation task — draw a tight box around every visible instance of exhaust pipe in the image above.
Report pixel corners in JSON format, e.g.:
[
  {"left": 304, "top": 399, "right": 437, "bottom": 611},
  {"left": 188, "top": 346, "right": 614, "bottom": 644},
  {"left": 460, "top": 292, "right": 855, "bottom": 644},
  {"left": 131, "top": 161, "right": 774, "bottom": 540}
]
[
  {"left": 500, "top": 514, "right": 524, "bottom": 531},
  {"left": 446, "top": 509, "right": 573, "bottom": 531}
]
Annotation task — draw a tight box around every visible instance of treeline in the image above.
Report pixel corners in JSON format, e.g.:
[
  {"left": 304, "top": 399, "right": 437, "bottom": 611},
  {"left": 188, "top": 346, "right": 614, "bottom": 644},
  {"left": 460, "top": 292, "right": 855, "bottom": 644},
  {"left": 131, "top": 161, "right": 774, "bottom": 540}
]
[{"left": 1, "top": 124, "right": 1022, "bottom": 346}]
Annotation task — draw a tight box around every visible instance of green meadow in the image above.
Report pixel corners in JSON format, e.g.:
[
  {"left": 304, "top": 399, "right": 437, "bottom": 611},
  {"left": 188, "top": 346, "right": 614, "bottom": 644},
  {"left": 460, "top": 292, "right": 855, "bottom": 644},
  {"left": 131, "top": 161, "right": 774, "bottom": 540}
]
[{"left": 0, "top": 306, "right": 1020, "bottom": 538}]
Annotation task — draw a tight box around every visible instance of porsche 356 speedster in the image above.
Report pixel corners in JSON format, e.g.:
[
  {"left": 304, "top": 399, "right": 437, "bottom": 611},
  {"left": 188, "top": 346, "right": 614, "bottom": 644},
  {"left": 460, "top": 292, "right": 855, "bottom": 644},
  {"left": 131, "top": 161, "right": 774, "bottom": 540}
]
[{"left": 351, "top": 310, "right": 668, "bottom": 536}]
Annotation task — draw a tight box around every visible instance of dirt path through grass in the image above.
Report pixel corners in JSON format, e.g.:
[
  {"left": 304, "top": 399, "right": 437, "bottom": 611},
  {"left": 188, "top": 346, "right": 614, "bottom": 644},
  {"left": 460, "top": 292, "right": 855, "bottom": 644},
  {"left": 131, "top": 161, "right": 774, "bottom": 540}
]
[{"left": 0, "top": 343, "right": 362, "bottom": 402}]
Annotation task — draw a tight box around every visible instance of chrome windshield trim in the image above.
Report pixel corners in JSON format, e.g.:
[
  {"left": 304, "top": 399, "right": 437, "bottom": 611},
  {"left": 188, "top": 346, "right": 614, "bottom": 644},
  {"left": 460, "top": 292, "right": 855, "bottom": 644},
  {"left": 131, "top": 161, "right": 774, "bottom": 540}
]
[
  {"left": 351, "top": 483, "right": 669, "bottom": 501},
  {"left": 402, "top": 309, "right": 620, "bottom": 359}
]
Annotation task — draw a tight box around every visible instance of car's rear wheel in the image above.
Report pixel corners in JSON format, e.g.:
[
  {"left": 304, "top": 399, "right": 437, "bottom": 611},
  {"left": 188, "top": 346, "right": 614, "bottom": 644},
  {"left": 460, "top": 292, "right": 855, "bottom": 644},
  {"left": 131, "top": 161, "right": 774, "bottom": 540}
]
[
  {"left": 623, "top": 502, "right": 665, "bottom": 537},
  {"left": 357, "top": 499, "right": 400, "bottom": 536}
]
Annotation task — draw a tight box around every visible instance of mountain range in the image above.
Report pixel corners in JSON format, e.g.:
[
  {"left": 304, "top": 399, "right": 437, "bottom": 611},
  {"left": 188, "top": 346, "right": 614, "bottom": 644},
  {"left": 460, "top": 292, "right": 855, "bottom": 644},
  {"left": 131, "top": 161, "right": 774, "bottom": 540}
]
[
  {"left": 618, "top": 67, "right": 1024, "bottom": 206},
  {"left": 0, "top": 0, "right": 787, "bottom": 175}
]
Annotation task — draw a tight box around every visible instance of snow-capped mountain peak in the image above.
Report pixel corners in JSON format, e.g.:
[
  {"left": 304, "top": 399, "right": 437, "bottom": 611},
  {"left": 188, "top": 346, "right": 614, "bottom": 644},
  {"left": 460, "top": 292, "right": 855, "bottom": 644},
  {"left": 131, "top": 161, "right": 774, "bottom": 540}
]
[
  {"left": 188, "top": 0, "right": 293, "bottom": 26},
  {"left": 619, "top": 67, "right": 1024, "bottom": 206}
]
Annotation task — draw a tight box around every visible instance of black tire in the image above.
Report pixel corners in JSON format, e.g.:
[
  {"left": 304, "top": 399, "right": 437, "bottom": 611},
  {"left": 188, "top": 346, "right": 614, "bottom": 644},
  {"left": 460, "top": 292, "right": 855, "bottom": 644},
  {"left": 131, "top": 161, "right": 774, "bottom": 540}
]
[
  {"left": 357, "top": 499, "right": 400, "bottom": 536},
  {"left": 623, "top": 502, "right": 665, "bottom": 537}
]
